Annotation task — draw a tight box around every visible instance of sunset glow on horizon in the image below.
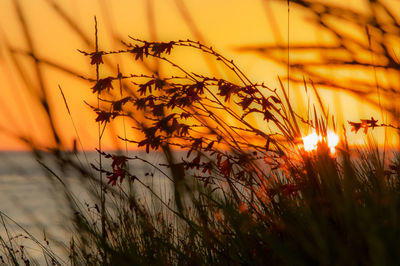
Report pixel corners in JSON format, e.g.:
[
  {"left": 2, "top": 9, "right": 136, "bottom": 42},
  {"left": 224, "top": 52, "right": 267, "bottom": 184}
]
[{"left": 0, "top": 0, "right": 399, "bottom": 151}]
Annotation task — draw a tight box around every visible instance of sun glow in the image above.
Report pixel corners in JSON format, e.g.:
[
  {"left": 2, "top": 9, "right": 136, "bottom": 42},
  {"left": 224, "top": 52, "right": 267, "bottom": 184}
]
[{"left": 302, "top": 131, "right": 339, "bottom": 154}]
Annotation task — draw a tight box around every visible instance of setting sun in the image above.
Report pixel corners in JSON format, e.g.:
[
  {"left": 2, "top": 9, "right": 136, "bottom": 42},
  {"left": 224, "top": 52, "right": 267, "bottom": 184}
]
[{"left": 302, "top": 131, "right": 339, "bottom": 154}]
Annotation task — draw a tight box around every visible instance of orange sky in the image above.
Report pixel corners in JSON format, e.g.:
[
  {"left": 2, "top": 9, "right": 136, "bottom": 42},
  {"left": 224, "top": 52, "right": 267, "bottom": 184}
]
[{"left": 0, "top": 0, "right": 398, "bottom": 151}]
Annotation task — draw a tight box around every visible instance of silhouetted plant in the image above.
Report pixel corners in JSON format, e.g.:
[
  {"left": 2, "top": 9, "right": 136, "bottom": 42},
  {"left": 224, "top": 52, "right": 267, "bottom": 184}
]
[{"left": 62, "top": 28, "right": 400, "bottom": 265}]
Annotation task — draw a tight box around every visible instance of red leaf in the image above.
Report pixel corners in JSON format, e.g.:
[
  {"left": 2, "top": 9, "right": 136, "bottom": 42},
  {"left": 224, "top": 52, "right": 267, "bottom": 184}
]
[
  {"left": 270, "top": 96, "right": 281, "bottom": 104},
  {"left": 219, "top": 159, "right": 232, "bottom": 177},
  {"left": 95, "top": 111, "right": 119, "bottom": 123},
  {"left": 348, "top": 121, "right": 362, "bottom": 133},
  {"left": 95, "top": 111, "right": 111, "bottom": 123},
  {"left": 113, "top": 97, "right": 132, "bottom": 111},
  {"left": 137, "top": 80, "right": 155, "bottom": 96},
  {"left": 107, "top": 168, "right": 125, "bottom": 186},
  {"left": 263, "top": 110, "right": 274, "bottom": 122},
  {"left": 91, "top": 77, "right": 113, "bottom": 94},
  {"left": 111, "top": 155, "right": 129, "bottom": 170},
  {"left": 217, "top": 80, "right": 239, "bottom": 102},
  {"left": 90, "top": 52, "right": 104, "bottom": 65},
  {"left": 238, "top": 97, "right": 254, "bottom": 110}
]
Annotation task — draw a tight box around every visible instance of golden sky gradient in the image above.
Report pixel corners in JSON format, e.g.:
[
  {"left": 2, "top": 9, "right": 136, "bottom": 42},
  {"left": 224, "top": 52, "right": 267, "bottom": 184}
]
[{"left": 0, "top": 0, "right": 398, "bottom": 150}]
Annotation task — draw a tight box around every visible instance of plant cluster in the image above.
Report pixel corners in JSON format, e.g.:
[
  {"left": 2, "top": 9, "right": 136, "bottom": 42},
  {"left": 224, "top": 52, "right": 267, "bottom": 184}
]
[{"left": 61, "top": 30, "right": 400, "bottom": 265}]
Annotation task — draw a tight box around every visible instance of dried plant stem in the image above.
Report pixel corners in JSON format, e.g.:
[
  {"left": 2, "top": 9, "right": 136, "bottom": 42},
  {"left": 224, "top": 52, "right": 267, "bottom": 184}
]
[
  {"left": 94, "top": 16, "right": 107, "bottom": 262},
  {"left": 13, "top": 0, "right": 61, "bottom": 147}
]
